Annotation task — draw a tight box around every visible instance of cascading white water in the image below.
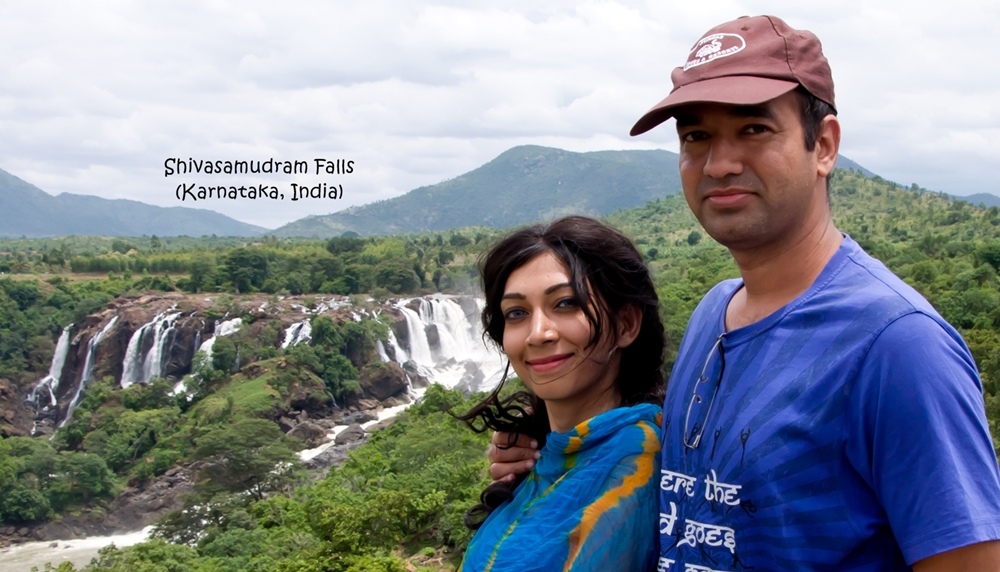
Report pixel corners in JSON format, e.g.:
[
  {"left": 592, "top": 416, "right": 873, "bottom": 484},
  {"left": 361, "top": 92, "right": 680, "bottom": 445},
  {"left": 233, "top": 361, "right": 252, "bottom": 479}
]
[
  {"left": 390, "top": 296, "right": 504, "bottom": 392},
  {"left": 29, "top": 325, "right": 73, "bottom": 409},
  {"left": 198, "top": 317, "right": 242, "bottom": 359},
  {"left": 375, "top": 340, "right": 391, "bottom": 363},
  {"left": 120, "top": 311, "right": 182, "bottom": 388},
  {"left": 140, "top": 312, "right": 181, "bottom": 384},
  {"left": 386, "top": 330, "right": 407, "bottom": 364},
  {"left": 395, "top": 302, "right": 434, "bottom": 367},
  {"left": 281, "top": 319, "right": 312, "bottom": 349},
  {"left": 61, "top": 316, "right": 119, "bottom": 427}
]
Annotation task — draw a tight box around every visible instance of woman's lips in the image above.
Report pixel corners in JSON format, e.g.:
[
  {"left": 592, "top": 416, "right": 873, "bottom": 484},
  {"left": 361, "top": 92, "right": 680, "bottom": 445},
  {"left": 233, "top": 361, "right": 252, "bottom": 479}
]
[{"left": 526, "top": 353, "right": 572, "bottom": 372}]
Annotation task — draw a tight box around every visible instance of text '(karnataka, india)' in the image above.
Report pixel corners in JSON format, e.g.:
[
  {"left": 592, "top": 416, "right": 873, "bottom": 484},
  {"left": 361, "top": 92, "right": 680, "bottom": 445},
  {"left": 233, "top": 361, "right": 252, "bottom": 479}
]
[{"left": 165, "top": 158, "right": 354, "bottom": 202}]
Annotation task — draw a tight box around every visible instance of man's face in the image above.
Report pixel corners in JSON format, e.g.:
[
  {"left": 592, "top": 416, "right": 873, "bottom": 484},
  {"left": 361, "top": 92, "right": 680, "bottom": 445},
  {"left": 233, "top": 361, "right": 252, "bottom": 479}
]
[{"left": 674, "top": 91, "right": 823, "bottom": 252}]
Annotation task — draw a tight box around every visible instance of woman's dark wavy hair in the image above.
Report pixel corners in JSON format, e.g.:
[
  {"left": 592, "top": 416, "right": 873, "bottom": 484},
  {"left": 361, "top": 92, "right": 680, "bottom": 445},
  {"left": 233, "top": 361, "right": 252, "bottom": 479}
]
[{"left": 453, "top": 215, "right": 666, "bottom": 529}]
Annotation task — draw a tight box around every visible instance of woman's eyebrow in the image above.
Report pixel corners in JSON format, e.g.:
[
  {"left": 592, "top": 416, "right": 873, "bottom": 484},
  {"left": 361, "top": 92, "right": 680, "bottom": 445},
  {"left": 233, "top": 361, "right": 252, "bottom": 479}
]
[
  {"left": 544, "top": 282, "right": 572, "bottom": 295},
  {"left": 501, "top": 282, "right": 572, "bottom": 301}
]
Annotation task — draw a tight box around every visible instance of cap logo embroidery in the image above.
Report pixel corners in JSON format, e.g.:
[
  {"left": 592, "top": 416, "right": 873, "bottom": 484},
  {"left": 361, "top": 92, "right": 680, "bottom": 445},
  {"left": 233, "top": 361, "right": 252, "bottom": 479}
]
[{"left": 683, "top": 33, "right": 746, "bottom": 71}]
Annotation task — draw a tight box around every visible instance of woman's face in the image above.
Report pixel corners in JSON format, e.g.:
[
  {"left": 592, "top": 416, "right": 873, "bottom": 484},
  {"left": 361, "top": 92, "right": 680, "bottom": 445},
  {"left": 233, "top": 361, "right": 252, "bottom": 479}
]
[{"left": 499, "top": 252, "right": 620, "bottom": 413}]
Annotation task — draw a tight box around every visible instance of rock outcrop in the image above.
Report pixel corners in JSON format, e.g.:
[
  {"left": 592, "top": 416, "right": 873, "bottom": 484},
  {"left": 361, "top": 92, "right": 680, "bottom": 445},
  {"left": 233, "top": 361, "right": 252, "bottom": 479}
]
[
  {"left": 0, "top": 378, "right": 33, "bottom": 437},
  {"left": 287, "top": 421, "right": 329, "bottom": 448},
  {"left": 359, "top": 362, "right": 409, "bottom": 401},
  {"left": 335, "top": 424, "right": 366, "bottom": 446}
]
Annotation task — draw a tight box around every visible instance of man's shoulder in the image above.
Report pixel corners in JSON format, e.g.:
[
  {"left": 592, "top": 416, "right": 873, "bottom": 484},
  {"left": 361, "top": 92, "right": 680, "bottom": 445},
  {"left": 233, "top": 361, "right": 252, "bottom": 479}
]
[
  {"left": 818, "top": 237, "right": 968, "bottom": 354},
  {"left": 803, "top": 237, "right": 947, "bottom": 327},
  {"left": 838, "top": 237, "right": 940, "bottom": 314}
]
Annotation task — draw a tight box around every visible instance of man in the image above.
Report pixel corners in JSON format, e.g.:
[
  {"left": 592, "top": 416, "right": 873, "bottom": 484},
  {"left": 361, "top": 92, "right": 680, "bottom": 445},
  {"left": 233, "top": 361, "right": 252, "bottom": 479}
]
[{"left": 488, "top": 15, "right": 1000, "bottom": 571}]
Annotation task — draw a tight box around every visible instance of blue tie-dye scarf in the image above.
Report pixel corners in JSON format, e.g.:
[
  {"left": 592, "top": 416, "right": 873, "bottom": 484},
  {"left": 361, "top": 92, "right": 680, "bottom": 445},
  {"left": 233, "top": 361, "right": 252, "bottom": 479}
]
[{"left": 460, "top": 403, "right": 662, "bottom": 572}]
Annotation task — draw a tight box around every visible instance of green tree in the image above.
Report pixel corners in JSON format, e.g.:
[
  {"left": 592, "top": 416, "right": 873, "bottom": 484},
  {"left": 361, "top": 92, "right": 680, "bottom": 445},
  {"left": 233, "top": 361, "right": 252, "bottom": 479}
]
[
  {"left": 224, "top": 249, "right": 268, "bottom": 294},
  {"left": 212, "top": 337, "right": 239, "bottom": 374},
  {"left": 374, "top": 258, "right": 420, "bottom": 294},
  {"left": 47, "top": 451, "right": 116, "bottom": 507},
  {"left": 188, "top": 255, "right": 216, "bottom": 294},
  {"left": 326, "top": 236, "right": 365, "bottom": 256},
  {"left": 194, "top": 418, "right": 303, "bottom": 501}
]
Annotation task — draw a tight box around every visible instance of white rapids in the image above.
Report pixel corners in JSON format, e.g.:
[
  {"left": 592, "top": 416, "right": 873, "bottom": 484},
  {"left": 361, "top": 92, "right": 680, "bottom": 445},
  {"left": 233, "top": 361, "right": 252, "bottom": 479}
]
[{"left": 1, "top": 527, "right": 152, "bottom": 572}]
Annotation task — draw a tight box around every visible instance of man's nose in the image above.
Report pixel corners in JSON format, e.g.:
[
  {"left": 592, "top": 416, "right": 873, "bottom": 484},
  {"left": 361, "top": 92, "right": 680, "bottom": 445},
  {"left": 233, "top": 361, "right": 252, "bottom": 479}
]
[{"left": 703, "top": 136, "right": 744, "bottom": 180}]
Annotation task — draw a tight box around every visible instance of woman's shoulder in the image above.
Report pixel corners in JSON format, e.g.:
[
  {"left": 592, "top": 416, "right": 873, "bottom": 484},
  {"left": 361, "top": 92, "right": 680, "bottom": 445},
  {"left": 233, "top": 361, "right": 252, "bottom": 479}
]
[
  {"left": 541, "top": 403, "right": 662, "bottom": 470},
  {"left": 584, "top": 402, "right": 662, "bottom": 442}
]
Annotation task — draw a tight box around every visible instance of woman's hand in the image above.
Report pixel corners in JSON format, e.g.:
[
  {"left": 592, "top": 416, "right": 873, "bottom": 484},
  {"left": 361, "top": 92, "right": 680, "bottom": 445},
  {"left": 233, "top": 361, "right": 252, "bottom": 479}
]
[{"left": 488, "top": 431, "right": 541, "bottom": 483}]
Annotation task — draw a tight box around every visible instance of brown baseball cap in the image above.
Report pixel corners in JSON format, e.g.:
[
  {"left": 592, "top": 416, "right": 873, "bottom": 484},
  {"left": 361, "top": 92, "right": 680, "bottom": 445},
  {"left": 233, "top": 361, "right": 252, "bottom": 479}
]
[{"left": 630, "top": 15, "right": 836, "bottom": 136}]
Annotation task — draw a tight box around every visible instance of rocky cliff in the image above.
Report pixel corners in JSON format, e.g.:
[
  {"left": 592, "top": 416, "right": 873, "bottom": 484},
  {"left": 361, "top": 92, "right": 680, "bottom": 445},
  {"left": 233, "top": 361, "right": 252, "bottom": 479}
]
[{"left": 10, "top": 292, "right": 501, "bottom": 437}]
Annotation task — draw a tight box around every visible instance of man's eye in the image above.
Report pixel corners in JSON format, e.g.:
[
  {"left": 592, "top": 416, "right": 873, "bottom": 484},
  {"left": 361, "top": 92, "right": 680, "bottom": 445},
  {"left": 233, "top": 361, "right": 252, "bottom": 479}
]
[
  {"left": 744, "top": 124, "right": 770, "bottom": 135},
  {"left": 681, "top": 131, "right": 708, "bottom": 143}
]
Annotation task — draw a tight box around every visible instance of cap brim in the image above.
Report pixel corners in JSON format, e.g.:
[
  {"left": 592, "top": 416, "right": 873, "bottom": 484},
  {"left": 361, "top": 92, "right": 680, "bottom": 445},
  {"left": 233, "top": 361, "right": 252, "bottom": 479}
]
[{"left": 629, "top": 76, "right": 800, "bottom": 136}]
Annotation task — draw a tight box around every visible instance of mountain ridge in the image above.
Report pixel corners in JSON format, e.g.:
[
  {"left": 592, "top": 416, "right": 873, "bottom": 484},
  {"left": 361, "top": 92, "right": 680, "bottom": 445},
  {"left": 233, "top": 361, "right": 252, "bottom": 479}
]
[
  {"left": 0, "top": 169, "right": 268, "bottom": 238},
  {"left": 0, "top": 148, "right": 902, "bottom": 240},
  {"left": 272, "top": 145, "right": 686, "bottom": 238},
  {"left": 273, "top": 145, "right": 882, "bottom": 238}
]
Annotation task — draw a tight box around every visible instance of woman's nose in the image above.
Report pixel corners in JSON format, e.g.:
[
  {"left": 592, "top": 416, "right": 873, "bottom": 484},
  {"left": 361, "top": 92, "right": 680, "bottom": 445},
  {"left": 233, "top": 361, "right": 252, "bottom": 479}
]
[{"left": 526, "top": 311, "right": 558, "bottom": 345}]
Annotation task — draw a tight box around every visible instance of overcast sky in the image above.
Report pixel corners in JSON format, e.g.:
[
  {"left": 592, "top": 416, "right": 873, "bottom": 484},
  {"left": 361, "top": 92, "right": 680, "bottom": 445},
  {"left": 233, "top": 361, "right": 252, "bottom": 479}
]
[{"left": 1, "top": 1, "right": 998, "bottom": 230}]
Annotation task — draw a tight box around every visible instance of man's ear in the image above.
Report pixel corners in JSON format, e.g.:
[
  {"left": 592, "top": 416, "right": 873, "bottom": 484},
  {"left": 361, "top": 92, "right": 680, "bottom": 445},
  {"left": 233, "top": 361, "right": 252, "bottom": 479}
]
[
  {"left": 617, "top": 305, "right": 643, "bottom": 349},
  {"left": 815, "top": 114, "right": 841, "bottom": 180}
]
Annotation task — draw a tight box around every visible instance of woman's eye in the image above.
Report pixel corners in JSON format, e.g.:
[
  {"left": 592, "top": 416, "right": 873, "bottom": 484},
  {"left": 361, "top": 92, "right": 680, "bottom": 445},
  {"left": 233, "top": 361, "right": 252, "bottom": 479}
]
[
  {"left": 503, "top": 308, "right": 527, "bottom": 321},
  {"left": 555, "top": 297, "right": 578, "bottom": 309}
]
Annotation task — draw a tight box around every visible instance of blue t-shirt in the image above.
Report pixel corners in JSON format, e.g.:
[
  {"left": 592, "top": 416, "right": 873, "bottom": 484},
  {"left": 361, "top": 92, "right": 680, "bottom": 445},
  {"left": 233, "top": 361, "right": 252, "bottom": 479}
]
[
  {"left": 462, "top": 403, "right": 662, "bottom": 572},
  {"left": 658, "top": 236, "right": 1000, "bottom": 571}
]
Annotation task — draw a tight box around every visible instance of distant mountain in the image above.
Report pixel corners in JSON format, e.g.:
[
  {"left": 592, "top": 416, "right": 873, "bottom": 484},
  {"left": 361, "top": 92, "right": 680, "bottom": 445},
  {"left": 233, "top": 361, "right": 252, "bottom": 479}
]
[
  {"left": 834, "top": 156, "right": 876, "bottom": 178},
  {"left": 0, "top": 169, "right": 268, "bottom": 238},
  {"left": 955, "top": 193, "right": 1000, "bottom": 209},
  {"left": 274, "top": 145, "right": 878, "bottom": 238}
]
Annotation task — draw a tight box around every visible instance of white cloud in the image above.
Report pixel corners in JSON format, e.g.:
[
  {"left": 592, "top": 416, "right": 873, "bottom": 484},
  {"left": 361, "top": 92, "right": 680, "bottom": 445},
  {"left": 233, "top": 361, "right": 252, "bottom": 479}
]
[{"left": 1, "top": 0, "right": 998, "bottom": 229}]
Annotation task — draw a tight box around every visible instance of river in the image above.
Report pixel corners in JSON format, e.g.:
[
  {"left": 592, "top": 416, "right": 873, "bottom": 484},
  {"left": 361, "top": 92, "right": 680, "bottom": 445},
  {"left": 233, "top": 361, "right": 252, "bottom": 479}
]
[{"left": 1, "top": 527, "right": 151, "bottom": 572}]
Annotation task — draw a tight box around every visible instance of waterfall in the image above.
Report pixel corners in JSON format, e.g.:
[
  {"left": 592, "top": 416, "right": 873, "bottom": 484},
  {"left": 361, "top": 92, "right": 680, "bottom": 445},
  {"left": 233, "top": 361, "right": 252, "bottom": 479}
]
[
  {"left": 386, "top": 329, "right": 407, "bottom": 364},
  {"left": 281, "top": 319, "right": 312, "bottom": 349},
  {"left": 29, "top": 325, "right": 73, "bottom": 409},
  {"left": 395, "top": 302, "right": 434, "bottom": 367},
  {"left": 61, "top": 316, "right": 119, "bottom": 427},
  {"left": 389, "top": 296, "right": 504, "bottom": 392},
  {"left": 198, "top": 317, "right": 242, "bottom": 359},
  {"left": 376, "top": 340, "right": 391, "bottom": 363},
  {"left": 141, "top": 312, "right": 181, "bottom": 384},
  {"left": 120, "top": 311, "right": 182, "bottom": 388}
]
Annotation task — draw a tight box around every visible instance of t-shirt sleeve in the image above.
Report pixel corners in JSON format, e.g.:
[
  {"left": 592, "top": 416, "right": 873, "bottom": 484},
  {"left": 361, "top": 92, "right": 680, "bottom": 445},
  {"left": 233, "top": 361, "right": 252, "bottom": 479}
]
[{"left": 847, "top": 312, "right": 1000, "bottom": 564}]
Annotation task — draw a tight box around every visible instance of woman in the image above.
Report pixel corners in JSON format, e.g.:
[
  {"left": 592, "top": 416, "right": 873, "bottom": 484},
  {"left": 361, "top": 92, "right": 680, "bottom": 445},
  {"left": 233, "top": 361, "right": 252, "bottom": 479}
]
[{"left": 457, "top": 215, "right": 665, "bottom": 572}]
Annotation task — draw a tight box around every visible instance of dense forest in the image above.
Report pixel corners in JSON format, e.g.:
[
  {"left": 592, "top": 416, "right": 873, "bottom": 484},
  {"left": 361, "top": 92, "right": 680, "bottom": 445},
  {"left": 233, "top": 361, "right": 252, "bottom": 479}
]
[{"left": 3, "top": 168, "right": 1000, "bottom": 570}]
